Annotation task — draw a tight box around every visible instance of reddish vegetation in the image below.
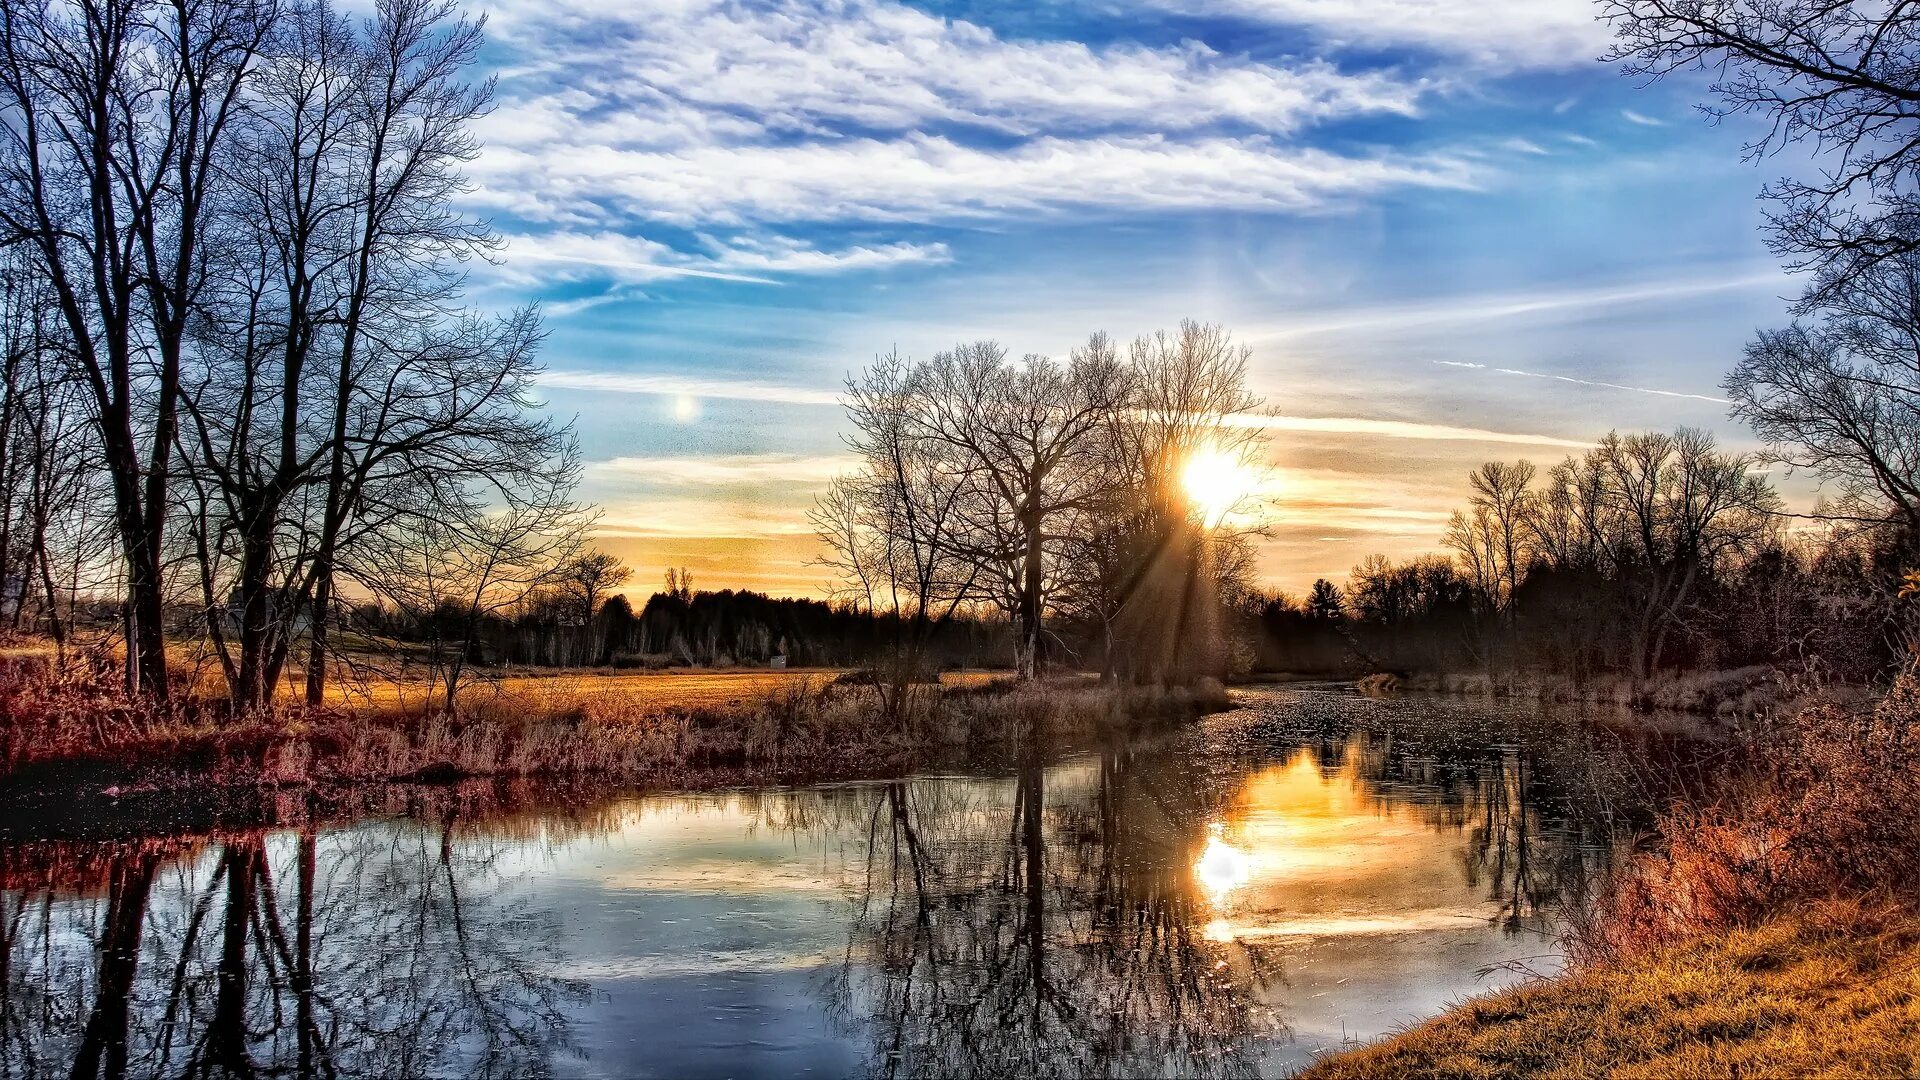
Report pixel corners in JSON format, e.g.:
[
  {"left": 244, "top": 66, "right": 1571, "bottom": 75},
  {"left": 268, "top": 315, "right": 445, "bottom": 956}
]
[{"left": 1576, "top": 676, "right": 1920, "bottom": 962}]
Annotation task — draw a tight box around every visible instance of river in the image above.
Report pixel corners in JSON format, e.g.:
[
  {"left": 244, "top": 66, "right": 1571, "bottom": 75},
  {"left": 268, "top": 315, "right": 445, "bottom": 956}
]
[{"left": 1, "top": 685, "right": 1709, "bottom": 1078}]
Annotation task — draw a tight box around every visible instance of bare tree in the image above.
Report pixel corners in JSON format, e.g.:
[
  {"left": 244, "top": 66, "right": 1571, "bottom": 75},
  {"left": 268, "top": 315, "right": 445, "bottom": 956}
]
[
  {"left": 1729, "top": 249, "right": 1920, "bottom": 535},
  {"left": 820, "top": 322, "right": 1267, "bottom": 689},
  {"left": 1066, "top": 322, "right": 1265, "bottom": 684},
  {"left": 358, "top": 467, "right": 587, "bottom": 714},
  {"left": 901, "top": 339, "right": 1133, "bottom": 677},
  {"left": 814, "top": 352, "right": 985, "bottom": 718},
  {"left": 1446, "top": 460, "right": 1536, "bottom": 617},
  {"left": 554, "top": 549, "right": 629, "bottom": 664},
  {"left": 0, "top": 0, "right": 276, "bottom": 696},
  {"left": 1605, "top": 1, "right": 1920, "bottom": 282},
  {"left": 1556, "top": 430, "right": 1779, "bottom": 678},
  {"left": 107, "top": 0, "right": 570, "bottom": 709}
]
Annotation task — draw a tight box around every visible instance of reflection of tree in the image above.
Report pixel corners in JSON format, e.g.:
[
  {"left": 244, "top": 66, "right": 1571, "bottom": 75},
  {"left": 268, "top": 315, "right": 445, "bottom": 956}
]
[
  {"left": 1284, "top": 694, "right": 1700, "bottom": 939},
  {"left": 3, "top": 814, "right": 585, "bottom": 1079},
  {"left": 825, "top": 745, "right": 1282, "bottom": 1079}
]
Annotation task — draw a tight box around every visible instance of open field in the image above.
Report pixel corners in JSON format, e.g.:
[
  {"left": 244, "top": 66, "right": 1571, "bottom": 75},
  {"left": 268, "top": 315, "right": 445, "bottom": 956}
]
[{"left": 312, "top": 666, "right": 1009, "bottom": 711}]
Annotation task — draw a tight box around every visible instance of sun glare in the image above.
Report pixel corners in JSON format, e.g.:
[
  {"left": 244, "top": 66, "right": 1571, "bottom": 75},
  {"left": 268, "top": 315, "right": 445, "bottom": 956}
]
[
  {"left": 1195, "top": 823, "right": 1252, "bottom": 899},
  {"left": 1181, "top": 444, "right": 1256, "bottom": 526}
]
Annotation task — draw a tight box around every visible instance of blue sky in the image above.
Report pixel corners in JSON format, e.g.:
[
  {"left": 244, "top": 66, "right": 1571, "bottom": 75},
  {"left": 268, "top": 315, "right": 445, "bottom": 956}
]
[{"left": 455, "top": 0, "right": 1810, "bottom": 597}]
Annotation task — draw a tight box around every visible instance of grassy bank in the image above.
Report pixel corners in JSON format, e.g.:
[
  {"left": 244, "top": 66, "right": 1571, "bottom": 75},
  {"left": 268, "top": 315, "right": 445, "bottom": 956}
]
[
  {"left": 1353, "top": 666, "right": 1830, "bottom": 717},
  {"left": 0, "top": 654, "right": 1230, "bottom": 795},
  {"left": 1302, "top": 905, "right": 1920, "bottom": 1079},
  {"left": 1309, "top": 677, "right": 1920, "bottom": 1077}
]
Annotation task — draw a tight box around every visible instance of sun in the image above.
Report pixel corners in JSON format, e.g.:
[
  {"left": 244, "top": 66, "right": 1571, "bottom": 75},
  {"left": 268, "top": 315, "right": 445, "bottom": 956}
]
[{"left": 1181, "top": 443, "right": 1256, "bottom": 526}]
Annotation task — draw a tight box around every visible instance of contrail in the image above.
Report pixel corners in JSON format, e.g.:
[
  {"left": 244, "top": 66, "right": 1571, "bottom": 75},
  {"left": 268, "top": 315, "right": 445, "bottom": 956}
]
[
  {"left": 1227, "top": 412, "right": 1592, "bottom": 449},
  {"left": 1434, "top": 361, "right": 1730, "bottom": 405}
]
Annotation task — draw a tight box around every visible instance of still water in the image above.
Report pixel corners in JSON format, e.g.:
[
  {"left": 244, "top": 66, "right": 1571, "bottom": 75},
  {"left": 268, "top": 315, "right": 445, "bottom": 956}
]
[{"left": 1, "top": 686, "right": 1702, "bottom": 1078}]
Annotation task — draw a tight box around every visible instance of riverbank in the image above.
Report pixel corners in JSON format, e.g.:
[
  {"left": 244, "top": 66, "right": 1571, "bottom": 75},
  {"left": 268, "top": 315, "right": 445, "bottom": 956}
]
[
  {"left": 1350, "top": 665, "right": 1868, "bottom": 717},
  {"left": 1302, "top": 905, "right": 1920, "bottom": 1079},
  {"left": 0, "top": 655, "right": 1231, "bottom": 798},
  {"left": 1308, "top": 676, "right": 1920, "bottom": 1077}
]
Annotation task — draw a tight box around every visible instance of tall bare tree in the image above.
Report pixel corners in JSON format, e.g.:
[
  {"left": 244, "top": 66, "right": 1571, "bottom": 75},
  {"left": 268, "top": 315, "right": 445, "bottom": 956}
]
[
  {"left": 1730, "top": 248, "right": 1920, "bottom": 536},
  {"left": 901, "top": 339, "right": 1133, "bottom": 677},
  {"left": 0, "top": 0, "right": 275, "bottom": 696}
]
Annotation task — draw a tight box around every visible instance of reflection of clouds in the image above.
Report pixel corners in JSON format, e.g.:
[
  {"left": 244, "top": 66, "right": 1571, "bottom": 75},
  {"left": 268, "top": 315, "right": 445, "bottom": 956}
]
[
  {"left": 596, "top": 859, "right": 843, "bottom": 896},
  {"left": 1203, "top": 907, "right": 1497, "bottom": 942},
  {"left": 551, "top": 951, "right": 835, "bottom": 979},
  {"left": 1207, "top": 747, "right": 1522, "bottom": 941}
]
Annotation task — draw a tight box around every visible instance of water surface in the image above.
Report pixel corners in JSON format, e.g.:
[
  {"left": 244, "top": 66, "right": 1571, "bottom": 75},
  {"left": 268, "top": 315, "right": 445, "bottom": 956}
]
[{"left": 1, "top": 686, "right": 1701, "bottom": 1078}]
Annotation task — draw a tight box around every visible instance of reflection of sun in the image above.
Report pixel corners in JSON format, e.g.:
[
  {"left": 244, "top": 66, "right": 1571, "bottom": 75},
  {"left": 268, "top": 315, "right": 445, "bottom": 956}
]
[
  {"left": 1195, "top": 822, "right": 1252, "bottom": 899},
  {"left": 1181, "top": 443, "right": 1257, "bottom": 526}
]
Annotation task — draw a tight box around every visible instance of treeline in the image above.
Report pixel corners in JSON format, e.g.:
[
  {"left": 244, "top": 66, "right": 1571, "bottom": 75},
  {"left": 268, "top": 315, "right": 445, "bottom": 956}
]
[
  {"left": 346, "top": 569, "right": 1014, "bottom": 670},
  {"left": 0, "top": 0, "right": 586, "bottom": 709},
  {"left": 1258, "top": 429, "right": 1914, "bottom": 685},
  {"left": 819, "top": 322, "right": 1266, "bottom": 690}
]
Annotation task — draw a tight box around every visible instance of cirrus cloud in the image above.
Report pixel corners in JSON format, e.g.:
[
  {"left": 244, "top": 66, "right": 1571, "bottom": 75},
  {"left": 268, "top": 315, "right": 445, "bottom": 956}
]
[{"left": 468, "top": 0, "right": 1476, "bottom": 243}]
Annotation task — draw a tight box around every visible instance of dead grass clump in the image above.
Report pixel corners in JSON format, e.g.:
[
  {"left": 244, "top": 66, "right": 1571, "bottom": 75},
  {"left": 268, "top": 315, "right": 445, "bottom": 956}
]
[
  {"left": 0, "top": 655, "right": 184, "bottom": 769},
  {"left": 1355, "top": 673, "right": 1400, "bottom": 696},
  {"left": 1576, "top": 675, "right": 1920, "bottom": 962}
]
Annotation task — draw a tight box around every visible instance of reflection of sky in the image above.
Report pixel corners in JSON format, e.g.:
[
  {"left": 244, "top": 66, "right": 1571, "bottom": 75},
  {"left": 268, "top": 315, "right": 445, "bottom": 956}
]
[
  {"left": 7, "top": 717, "right": 1575, "bottom": 1078},
  {"left": 1197, "top": 746, "right": 1562, "bottom": 1066},
  {"left": 519, "top": 797, "right": 860, "bottom": 1079},
  {"left": 477, "top": 737, "right": 1560, "bottom": 1077}
]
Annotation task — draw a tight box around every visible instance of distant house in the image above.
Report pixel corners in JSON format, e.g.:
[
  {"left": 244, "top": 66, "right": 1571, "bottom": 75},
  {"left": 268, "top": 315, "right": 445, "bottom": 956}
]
[{"left": 769, "top": 654, "right": 788, "bottom": 669}]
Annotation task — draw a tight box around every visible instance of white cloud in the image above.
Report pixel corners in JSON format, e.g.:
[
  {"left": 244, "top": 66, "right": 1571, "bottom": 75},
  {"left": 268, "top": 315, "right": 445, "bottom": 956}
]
[
  {"left": 1246, "top": 267, "right": 1786, "bottom": 341},
  {"left": 484, "top": 230, "right": 951, "bottom": 305},
  {"left": 1232, "top": 413, "right": 1592, "bottom": 449},
  {"left": 539, "top": 370, "right": 843, "bottom": 407},
  {"left": 1621, "top": 108, "right": 1666, "bottom": 126},
  {"left": 1132, "top": 0, "right": 1611, "bottom": 70},
  {"left": 480, "top": 0, "right": 1426, "bottom": 143},
  {"left": 1433, "top": 361, "right": 1730, "bottom": 404},
  {"left": 587, "top": 453, "right": 854, "bottom": 486},
  {"left": 463, "top": 0, "right": 1468, "bottom": 233},
  {"left": 693, "top": 234, "right": 952, "bottom": 274},
  {"left": 473, "top": 134, "right": 1478, "bottom": 227}
]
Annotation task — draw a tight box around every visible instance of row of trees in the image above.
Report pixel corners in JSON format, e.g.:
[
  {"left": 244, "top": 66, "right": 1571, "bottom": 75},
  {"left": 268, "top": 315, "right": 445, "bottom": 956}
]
[
  {"left": 349, "top": 571, "right": 1016, "bottom": 673},
  {"left": 815, "top": 321, "right": 1266, "bottom": 690},
  {"left": 1260, "top": 432, "right": 1911, "bottom": 683},
  {"left": 0, "top": 0, "right": 586, "bottom": 707}
]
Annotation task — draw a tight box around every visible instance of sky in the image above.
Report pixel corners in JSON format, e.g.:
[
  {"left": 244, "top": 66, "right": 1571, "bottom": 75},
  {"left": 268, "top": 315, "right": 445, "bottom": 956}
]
[{"left": 454, "top": 0, "right": 1815, "bottom": 599}]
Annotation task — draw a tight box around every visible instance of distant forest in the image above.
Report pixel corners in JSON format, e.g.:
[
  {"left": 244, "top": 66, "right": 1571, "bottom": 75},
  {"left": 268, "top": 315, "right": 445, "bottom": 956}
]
[
  {"left": 343, "top": 568, "right": 1015, "bottom": 672},
  {"left": 1254, "top": 429, "right": 1916, "bottom": 686}
]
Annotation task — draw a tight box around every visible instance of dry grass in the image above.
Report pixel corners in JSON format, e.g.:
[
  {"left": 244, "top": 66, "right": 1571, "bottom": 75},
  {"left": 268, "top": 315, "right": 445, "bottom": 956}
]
[
  {"left": 313, "top": 666, "right": 1002, "bottom": 711},
  {"left": 1576, "top": 676, "right": 1920, "bottom": 960},
  {"left": 0, "top": 651, "right": 1224, "bottom": 791},
  {"left": 1301, "top": 904, "right": 1920, "bottom": 1080}
]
